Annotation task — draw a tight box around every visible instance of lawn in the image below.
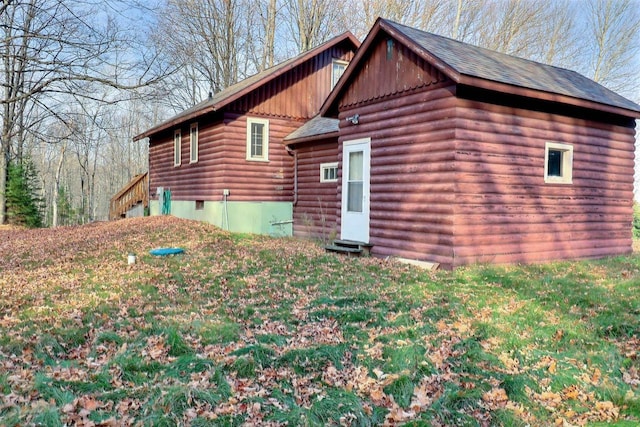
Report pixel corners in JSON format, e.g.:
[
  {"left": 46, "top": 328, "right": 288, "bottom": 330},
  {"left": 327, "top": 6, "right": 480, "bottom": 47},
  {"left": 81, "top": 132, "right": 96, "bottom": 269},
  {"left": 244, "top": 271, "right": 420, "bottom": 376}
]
[{"left": 0, "top": 216, "right": 638, "bottom": 426}]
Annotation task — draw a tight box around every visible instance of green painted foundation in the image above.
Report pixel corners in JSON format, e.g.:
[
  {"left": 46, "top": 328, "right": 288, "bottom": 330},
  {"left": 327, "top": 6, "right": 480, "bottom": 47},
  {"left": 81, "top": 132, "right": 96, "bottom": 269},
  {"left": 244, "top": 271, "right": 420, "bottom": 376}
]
[{"left": 149, "top": 200, "right": 293, "bottom": 237}]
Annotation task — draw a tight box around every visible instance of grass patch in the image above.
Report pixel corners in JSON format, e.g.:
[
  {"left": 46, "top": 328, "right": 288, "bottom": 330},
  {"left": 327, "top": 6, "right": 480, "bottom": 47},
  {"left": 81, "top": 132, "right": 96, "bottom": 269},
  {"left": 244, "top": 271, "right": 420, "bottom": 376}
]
[{"left": 1, "top": 217, "right": 638, "bottom": 426}]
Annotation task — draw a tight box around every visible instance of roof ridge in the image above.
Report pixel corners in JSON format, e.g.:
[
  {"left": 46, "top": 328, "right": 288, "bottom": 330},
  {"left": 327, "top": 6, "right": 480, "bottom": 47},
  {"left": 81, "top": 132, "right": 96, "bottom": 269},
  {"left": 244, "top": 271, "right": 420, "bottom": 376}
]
[{"left": 382, "top": 18, "right": 582, "bottom": 76}]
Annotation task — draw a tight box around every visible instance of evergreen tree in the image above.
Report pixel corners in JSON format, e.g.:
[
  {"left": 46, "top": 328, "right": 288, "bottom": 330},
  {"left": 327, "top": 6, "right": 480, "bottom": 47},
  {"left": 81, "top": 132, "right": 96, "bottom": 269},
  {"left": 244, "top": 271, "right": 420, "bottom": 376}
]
[
  {"left": 56, "top": 186, "right": 76, "bottom": 226},
  {"left": 5, "top": 159, "right": 43, "bottom": 228}
]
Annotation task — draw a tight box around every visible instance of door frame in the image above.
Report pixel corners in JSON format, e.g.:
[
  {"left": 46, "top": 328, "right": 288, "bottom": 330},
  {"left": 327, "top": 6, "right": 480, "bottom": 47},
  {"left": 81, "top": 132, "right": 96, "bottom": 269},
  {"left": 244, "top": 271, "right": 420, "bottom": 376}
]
[{"left": 340, "top": 137, "right": 371, "bottom": 243}]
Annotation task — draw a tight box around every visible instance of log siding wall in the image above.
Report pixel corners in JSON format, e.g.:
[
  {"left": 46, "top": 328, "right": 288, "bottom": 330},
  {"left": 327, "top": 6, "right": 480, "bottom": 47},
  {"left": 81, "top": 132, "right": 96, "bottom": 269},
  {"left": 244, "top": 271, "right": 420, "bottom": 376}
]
[
  {"left": 149, "top": 43, "right": 356, "bottom": 209},
  {"left": 452, "top": 98, "right": 636, "bottom": 266},
  {"left": 338, "top": 86, "right": 458, "bottom": 267},
  {"left": 149, "top": 112, "right": 298, "bottom": 203},
  {"left": 221, "top": 113, "right": 296, "bottom": 202},
  {"left": 149, "top": 114, "right": 226, "bottom": 201},
  {"left": 293, "top": 139, "right": 339, "bottom": 239}
]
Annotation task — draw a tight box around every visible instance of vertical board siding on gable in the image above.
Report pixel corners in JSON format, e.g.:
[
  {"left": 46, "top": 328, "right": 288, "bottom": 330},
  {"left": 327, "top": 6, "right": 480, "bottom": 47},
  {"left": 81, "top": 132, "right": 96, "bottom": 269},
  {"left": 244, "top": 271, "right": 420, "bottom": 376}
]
[
  {"left": 340, "top": 35, "right": 447, "bottom": 109},
  {"left": 453, "top": 99, "right": 636, "bottom": 266},
  {"left": 228, "top": 46, "right": 354, "bottom": 119},
  {"left": 338, "top": 86, "right": 458, "bottom": 267},
  {"left": 293, "top": 140, "right": 339, "bottom": 239},
  {"left": 149, "top": 116, "right": 227, "bottom": 200},
  {"left": 222, "top": 112, "right": 296, "bottom": 201}
]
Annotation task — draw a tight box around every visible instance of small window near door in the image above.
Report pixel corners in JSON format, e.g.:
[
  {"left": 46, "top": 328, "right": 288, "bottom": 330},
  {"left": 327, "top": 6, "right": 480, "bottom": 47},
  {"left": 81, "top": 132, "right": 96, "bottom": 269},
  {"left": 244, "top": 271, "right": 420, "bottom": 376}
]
[
  {"left": 320, "top": 162, "right": 338, "bottom": 182},
  {"left": 544, "top": 142, "right": 573, "bottom": 184},
  {"left": 332, "top": 59, "right": 348, "bottom": 88}
]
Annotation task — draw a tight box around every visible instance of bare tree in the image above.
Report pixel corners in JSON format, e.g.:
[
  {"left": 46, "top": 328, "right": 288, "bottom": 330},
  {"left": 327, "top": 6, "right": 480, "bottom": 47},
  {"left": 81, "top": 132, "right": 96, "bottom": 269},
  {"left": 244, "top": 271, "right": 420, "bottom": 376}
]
[
  {"left": 583, "top": 0, "right": 640, "bottom": 96},
  {"left": 0, "top": 0, "right": 168, "bottom": 224},
  {"left": 153, "top": 0, "right": 248, "bottom": 110},
  {"left": 284, "top": 0, "right": 343, "bottom": 52}
]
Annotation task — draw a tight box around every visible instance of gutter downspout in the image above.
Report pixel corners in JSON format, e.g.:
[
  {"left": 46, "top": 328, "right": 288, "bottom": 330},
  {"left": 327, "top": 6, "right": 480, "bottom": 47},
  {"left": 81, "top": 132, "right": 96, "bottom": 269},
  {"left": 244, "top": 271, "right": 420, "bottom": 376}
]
[{"left": 286, "top": 145, "right": 298, "bottom": 206}]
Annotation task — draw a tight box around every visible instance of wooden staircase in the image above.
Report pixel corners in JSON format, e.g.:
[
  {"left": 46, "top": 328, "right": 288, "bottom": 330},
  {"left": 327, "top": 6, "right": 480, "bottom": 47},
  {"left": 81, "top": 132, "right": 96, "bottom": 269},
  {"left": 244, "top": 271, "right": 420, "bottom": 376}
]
[
  {"left": 109, "top": 172, "right": 149, "bottom": 220},
  {"left": 325, "top": 239, "right": 373, "bottom": 257}
]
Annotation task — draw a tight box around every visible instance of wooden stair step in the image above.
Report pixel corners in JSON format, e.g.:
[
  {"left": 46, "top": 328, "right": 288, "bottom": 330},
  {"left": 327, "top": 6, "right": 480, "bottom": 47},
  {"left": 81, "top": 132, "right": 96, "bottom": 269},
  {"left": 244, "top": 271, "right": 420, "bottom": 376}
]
[
  {"left": 325, "top": 239, "right": 374, "bottom": 257},
  {"left": 325, "top": 244, "right": 363, "bottom": 256},
  {"left": 332, "top": 239, "right": 363, "bottom": 249}
]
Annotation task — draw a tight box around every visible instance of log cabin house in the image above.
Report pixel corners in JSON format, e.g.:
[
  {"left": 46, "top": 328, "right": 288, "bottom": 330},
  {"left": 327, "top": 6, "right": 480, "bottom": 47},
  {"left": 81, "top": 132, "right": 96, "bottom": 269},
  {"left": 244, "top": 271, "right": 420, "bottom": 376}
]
[
  {"left": 129, "top": 33, "right": 359, "bottom": 235},
  {"left": 285, "top": 18, "right": 640, "bottom": 268}
]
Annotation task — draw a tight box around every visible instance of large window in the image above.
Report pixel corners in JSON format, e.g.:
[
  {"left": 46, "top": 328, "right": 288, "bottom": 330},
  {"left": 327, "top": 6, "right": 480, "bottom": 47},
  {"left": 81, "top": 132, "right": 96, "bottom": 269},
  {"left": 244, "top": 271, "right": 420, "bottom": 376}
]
[
  {"left": 544, "top": 142, "right": 573, "bottom": 184},
  {"left": 320, "top": 162, "right": 338, "bottom": 182},
  {"left": 332, "top": 59, "right": 348, "bottom": 89},
  {"left": 173, "top": 129, "right": 181, "bottom": 167},
  {"left": 246, "top": 117, "right": 269, "bottom": 161},
  {"left": 190, "top": 122, "right": 198, "bottom": 163}
]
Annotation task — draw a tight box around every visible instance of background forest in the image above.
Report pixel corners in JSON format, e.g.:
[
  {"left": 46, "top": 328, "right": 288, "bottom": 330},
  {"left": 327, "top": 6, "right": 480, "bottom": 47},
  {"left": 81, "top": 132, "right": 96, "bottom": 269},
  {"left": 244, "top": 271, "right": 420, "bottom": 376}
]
[{"left": 1, "top": 0, "right": 639, "bottom": 227}]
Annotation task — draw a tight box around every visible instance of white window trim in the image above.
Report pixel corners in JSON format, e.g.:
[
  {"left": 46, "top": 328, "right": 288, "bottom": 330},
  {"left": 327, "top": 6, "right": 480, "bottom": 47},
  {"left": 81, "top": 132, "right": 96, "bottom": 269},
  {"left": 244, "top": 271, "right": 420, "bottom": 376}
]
[
  {"left": 544, "top": 141, "right": 573, "bottom": 184},
  {"left": 174, "top": 129, "right": 181, "bottom": 167},
  {"left": 189, "top": 122, "right": 198, "bottom": 164},
  {"left": 246, "top": 117, "right": 269, "bottom": 162},
  {"left": 332, "top": 59, "right": 349, "bottom": 88},
  {"left": 320, "top": 162, "right": 338, "bottom": 183}
]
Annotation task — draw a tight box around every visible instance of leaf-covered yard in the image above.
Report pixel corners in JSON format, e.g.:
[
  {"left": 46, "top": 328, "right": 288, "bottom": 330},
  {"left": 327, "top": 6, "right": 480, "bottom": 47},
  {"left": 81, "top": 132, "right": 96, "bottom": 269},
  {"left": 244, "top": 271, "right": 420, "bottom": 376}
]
[{"left": 1, "top": 217, "right": 638, "bottom": 426}]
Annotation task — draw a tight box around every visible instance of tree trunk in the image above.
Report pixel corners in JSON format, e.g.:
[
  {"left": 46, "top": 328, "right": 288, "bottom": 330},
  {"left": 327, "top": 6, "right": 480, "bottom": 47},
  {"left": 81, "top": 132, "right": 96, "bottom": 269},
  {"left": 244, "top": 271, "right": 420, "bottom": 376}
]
[
  {"left": 0, "top": 144, "right": 6, "bottom": 225},
  {"left": 52, "top": 143, "right": 65, "bottom": 227}
]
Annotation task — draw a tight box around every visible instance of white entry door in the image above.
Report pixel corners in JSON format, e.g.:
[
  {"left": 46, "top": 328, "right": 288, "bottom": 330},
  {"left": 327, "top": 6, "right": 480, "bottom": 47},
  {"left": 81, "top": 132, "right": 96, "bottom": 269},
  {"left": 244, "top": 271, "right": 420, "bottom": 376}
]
[{"left": 341, "top": 138, "right": 371, "bottom": 243}]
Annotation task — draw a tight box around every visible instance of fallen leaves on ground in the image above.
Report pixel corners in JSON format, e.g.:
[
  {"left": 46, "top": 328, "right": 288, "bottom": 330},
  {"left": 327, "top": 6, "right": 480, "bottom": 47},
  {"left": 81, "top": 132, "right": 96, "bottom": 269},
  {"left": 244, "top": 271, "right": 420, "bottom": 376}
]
[{"left": 0, "top": 216, "right": 638, "bottom": 426}]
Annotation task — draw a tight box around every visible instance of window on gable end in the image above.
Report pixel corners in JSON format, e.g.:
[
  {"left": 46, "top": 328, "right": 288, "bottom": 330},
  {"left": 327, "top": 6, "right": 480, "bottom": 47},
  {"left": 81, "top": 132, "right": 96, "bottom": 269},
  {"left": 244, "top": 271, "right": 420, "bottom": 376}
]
[{"left": 332, "top": 59, "right": 348, "bottom": 89}]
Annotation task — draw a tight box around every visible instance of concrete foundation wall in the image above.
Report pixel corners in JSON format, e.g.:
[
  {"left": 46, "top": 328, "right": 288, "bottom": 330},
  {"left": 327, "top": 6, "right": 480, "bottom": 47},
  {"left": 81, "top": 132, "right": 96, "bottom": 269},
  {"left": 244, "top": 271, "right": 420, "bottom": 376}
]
[{"left": 148, "top": 200, "right": 293, "bottom": 236}]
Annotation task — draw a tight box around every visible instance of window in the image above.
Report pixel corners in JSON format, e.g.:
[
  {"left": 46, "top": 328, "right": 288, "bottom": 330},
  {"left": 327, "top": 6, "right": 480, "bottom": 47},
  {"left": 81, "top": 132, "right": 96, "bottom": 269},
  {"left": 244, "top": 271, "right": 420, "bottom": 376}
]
[
  {"left": 246, "top": 117, "right": 269, "bottom": 161},
  {"left": 544, "top": 142, "right": 573, "bottom": 184},
  {"left": 332, "top": 59, "right": 348, "bottom": 89},
  {"left": 173, "top": 129, "right": 181, "bottom": 166},
  {"left": 190, "top": 122, "right": 198, "bottom": 163},
  {"left": 320, "top": 162, "right": 338, "bottom": 182}
]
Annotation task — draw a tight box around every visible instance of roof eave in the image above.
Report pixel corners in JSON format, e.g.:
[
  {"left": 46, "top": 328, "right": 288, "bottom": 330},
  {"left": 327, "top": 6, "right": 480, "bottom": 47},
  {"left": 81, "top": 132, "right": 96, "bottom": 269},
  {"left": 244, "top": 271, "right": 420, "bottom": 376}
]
[
  {"left": 285, "top": 131, "right": 340, "bottom": 148},
  {"left": 133, "top": 105, "right": 219, "bottom": 141},
  {"left": 460, "top": 75, "right": 640, "bottom": 118}
]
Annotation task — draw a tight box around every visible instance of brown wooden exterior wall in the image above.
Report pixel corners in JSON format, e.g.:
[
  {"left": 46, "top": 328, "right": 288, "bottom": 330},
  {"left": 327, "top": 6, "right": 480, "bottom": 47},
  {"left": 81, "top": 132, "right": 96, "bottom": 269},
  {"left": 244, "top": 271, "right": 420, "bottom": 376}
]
[
  {"left": 335, "top": 35, "right": 458, "bottom": 266},
  {"left": 338, "top": 86, "right": 458, "bottom": 266},
  {"left": 148, "top": 112, "right": 298, "bottom": 202},
  {"left": 452, "top": 98, "right": 636, "bottom": 266},
  {"left": 339, "top": 34, "right": 447, "bottom": 109},
  {"left": 228, "top": 45, "right": 355, "bottom": 119},
  {"left": 148, "top": 43, "right": 356, "bottom": 206},
  {"left": 220, "top": 113, "right": 296, "bottom": 201},
  {"left": 293, "top": 139, "right": 339, "bottom": 239},
  {"left": 330, "top": 33, "right": 635, "bottom": 268}
]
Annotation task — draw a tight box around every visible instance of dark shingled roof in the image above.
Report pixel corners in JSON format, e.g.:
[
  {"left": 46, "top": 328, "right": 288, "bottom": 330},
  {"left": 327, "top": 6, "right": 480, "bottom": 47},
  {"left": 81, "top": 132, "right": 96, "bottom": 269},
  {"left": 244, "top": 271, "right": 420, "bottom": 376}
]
[
  {"left": 384, "top": 19, "right": 640, "bottom": 114},
  {"left": 284, "top": 116, "right": 339, "bottom": 143}
]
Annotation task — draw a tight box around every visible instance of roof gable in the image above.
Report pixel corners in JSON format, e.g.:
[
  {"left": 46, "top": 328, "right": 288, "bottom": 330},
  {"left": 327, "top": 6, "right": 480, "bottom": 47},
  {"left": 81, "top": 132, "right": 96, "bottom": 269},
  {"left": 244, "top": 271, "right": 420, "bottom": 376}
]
[
  {"left": 134, "top": 32, "right": 360, "bottom": 141},
  {"left": 323, "top": 18, "right": 640, "bottom": 118}
]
